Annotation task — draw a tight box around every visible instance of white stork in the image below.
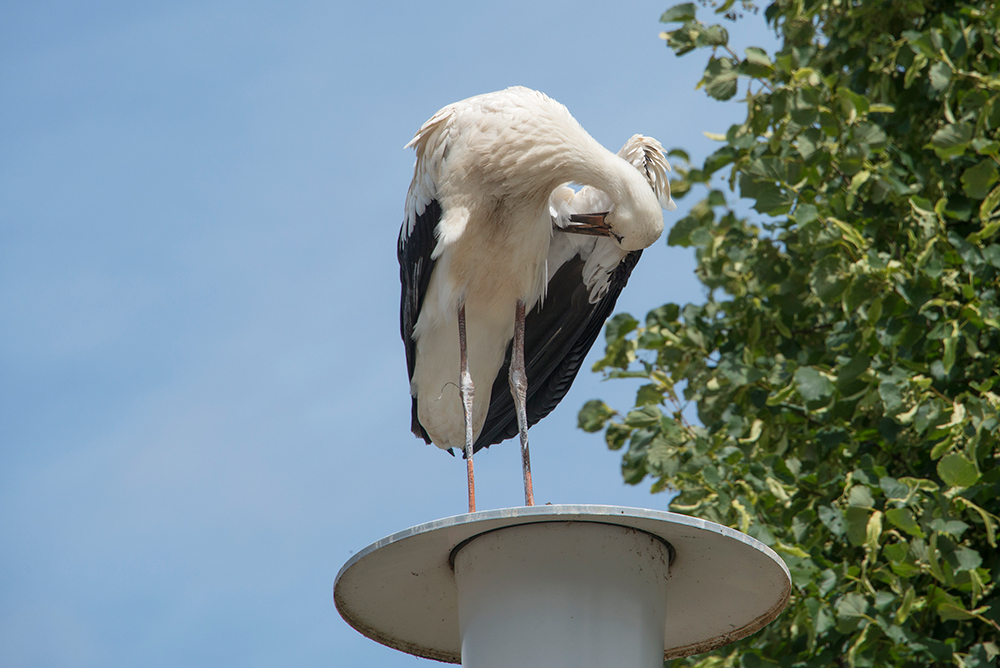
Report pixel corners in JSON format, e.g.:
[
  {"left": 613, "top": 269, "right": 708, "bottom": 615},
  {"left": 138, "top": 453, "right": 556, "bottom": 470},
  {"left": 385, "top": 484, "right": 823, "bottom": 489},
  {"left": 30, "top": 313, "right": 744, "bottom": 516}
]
[{"left": 398, "top": 87, "right": 675, "bottom": 512}]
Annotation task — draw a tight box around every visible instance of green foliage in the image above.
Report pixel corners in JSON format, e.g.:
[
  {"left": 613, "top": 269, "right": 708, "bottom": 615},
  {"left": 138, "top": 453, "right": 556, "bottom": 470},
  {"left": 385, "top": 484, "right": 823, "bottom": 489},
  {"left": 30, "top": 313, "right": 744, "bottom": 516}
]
[{"left": 584, "top": 0, "right": 1000, "bottom": 665}]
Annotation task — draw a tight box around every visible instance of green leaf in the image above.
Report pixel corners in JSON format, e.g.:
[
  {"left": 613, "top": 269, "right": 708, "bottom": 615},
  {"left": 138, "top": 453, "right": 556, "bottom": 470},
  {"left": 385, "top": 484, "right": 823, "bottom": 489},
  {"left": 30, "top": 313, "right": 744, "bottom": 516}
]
[
  {"left": 855, "top": 122, "right": 887, "bottom": 149},
  {"left": 981, "top": 244, "right": 1000, "bottom": 268},
  {"left": 578, "top": 400, "right": 615, "bottom": 433},
  {"left": 817, "top": 569, "right": 838, "bottom": 597},
  {"left": 744, "top": 46, "right": 771, "bottom": 68},
  {"left": 895, "top": 587, "right": 916, "bottom": 624},
  {"left": 974, "top": 139, "right": 1000, "bottom": 156},
  {"left": 718, "top": 354, "right": 764, "bottom": 386},
  {"left": 646, "top": 303, "right": 680, "bottom": 326},
  {"left": 836, "top": 592, "right": 870, "bottom": 620},
  {"left": 879, "top": 476, "right": 908, "bottom": 501},
  {"left": 624, "top": 405, "right": 662, "bottom": 428},
  {"left": 797, "top": 128, "right": 824, "bottom": 161},
  {"left": 955, "top": 498, "right": 998, "bottom": 547},
  {"left": 699, "top": 57, "right": 739, "bottom": 101},
  {"left": 930, "top": 438, "right": 953, "bottom": 460},
  {"left": 703, "top": 146, "right": 737, "bottom": 174},
  {"left": 794, "top": 366, "right": 835, "bottom": 402},
  {"left": 741, "top": 46, "right": 772, "bottom": 77},
  {"left": 886, "top": 507, "right": 924, "bottom": 538},
  {"left": 971, "top": 220, "right": 1000, "bottom": 244},
  {"left": 941, "top": 334, "right": 957, "bottom": 375},
  {"left": 773, "top": 540, "right": 810, "bottom": 558},
  {"left": 660, "top": 3, "right": 696, "bottom": 23},
  {"left": 937, "top": 603, "right": 988, "bottom": 622},
  {"left": 904, "top": 53, "right": 928, "bottom": 88},
  {"left": 740, "top": 175, "right": 793, "bottom": 215},
  {"left": 929, "top": 518, "right": 970, "bottom": 538},
  {"left": 927, "top": 60, "right": 952, "bottom": 94},
  {"left": 927, "top": 532, "right": 947, "bottom": 584},
  {"left": 952, "top": 546, "right": 982, "bottom": 573},
  {"left": 937, "top": 452, "right": 980, "bottom": 487},
  {"left": 878, "top": 379, "right": 904, "bottom": 414},
  {"left": 604, "top": 423, "right": 630, "bottom": 451},
  {"left": 899, "top": 476, "right": 940, "bottom": 492},
  {"left": 818, "top": 505, "right": 845, "bottom": 537},
  {"left": 865, "top": 510, "right": 883, "bottom": 553},
  {"left": 846, "top": 507, "right": 870, "bottom": 546},
  {"left": 793, "top": 202, "right": 819, "bottom": 224},
  {"left": 809, "top": 255, "right": 849, "bottom": 303},
  {"left": 667, "top": 148, "right": 690, "bottom": 162},
  {"left": 847, "top": 484, "right": 874, "bottom": 508},
  {"left": 697, "top": 25, "right": 728, "bottom": 48},
  {"left": 980, "top": 183, "right": 1000, "bottom": 222},
  {"left": 927, "top": 122, "right": 973, "bottom": 159},
  {"left": 839, "top": 88, "right": 869, "bottom": 115},
  {"left": 605, "top": 313, "right": 638, "bottom": 343},
  {"left": 739, "top": 418, "right": 764, "bottom": 444},
  {"left": 837, "top": 355, "right": 872, "bottom": 387},
  {"left": 962, "top": 160, "right": 1000, "bottom": 200},
  {"left": 712, "top": 0, "right": 737, "bottom": 14},
  {"left": 666, "top": 215, "right": 704, "bottom": 247},
  {"left": 635, "top": 383, "right": 663, "bottom": 406}
]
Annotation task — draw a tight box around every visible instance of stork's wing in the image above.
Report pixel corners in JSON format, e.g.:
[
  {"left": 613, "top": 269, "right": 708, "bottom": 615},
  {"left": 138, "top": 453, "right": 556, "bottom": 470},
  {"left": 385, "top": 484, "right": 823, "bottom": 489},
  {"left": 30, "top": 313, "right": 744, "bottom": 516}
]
[
  {"left": 398, "top": 198, "right": 440, "bottom": 444},
  {"left": 472, "top": 246, "right": 642, "bottom": 453}
]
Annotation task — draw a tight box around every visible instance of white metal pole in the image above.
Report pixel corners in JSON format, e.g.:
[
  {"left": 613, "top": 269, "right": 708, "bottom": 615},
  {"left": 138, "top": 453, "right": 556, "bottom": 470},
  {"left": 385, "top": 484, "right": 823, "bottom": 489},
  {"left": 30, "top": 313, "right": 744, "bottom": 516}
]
[{"left": 454, "top": 522, "right": 671, "bottom": 668}]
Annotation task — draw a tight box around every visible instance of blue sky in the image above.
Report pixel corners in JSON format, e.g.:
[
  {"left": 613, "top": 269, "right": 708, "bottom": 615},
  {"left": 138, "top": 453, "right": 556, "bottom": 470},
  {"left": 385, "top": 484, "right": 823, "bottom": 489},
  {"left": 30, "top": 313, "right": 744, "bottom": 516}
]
[{"left": 1, "top": 2, "right": 776, "bottom": 666}]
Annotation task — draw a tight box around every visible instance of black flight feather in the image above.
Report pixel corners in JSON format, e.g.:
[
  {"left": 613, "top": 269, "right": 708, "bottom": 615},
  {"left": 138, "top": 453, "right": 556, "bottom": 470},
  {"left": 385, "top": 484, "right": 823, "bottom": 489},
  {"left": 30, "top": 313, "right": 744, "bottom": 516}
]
[{"left": 398, "top": 199, "right": 441, "bottom": 444}]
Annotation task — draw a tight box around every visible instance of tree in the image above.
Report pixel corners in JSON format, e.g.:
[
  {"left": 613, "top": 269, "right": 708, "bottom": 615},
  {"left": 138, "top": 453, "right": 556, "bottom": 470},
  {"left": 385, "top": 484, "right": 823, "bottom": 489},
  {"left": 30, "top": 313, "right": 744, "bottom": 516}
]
[{"left": 580, "top": 1, "right": 1000, "bottom": 665}]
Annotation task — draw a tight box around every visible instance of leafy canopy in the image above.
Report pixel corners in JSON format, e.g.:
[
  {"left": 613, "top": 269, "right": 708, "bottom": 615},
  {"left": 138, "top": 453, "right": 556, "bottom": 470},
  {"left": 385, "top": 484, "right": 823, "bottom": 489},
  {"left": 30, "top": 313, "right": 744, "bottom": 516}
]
[{"left": 580, "top": 0, "right": 1000, "bottom": 665}]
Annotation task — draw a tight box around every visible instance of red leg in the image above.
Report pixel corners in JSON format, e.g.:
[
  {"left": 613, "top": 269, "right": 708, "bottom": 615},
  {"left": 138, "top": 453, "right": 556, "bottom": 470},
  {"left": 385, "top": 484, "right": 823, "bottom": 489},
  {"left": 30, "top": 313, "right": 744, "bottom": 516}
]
[
  {"left": 458, "top": 303, "right": 476, "bottom": 513},
  {"left": 510, "top": 300, "right": 534, "bottom": 506}
]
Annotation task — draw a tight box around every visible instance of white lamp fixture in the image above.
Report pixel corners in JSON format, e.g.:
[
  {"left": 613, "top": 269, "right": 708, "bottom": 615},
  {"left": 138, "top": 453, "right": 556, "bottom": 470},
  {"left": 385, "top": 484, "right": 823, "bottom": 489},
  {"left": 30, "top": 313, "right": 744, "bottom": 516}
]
[{"left": 335, "top": 505, "right": 791, "bottom": 667}]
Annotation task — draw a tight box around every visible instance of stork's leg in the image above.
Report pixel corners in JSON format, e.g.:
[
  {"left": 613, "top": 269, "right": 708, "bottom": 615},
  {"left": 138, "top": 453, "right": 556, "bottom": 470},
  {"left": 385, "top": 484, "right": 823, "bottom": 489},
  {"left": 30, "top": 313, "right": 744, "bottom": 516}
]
[
  {"left": 510, "top": 300, "right": 534, "bottom": 506},
  {"left": 458, "top": 303, "right": 476, "bottom": 513}
]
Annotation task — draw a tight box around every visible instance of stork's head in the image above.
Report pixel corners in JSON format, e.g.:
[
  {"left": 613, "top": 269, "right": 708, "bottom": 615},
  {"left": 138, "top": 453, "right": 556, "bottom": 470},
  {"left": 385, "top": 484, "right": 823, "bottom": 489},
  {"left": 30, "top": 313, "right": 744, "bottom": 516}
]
[
  {"left": 612, "top": 135, "right": 677, "bottom": 249},
  {"left": 606, "top": 170, "right": 666, "bottom": 251},
  {"left": 570, "top": 136, "right": 674, "bottom": 252}
]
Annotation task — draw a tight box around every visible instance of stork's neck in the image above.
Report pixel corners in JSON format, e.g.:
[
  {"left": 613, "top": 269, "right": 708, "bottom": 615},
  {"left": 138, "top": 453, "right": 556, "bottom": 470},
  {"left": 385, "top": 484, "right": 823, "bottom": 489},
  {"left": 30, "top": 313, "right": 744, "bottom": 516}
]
[
  {"left": 566, "top": 146, "right": 639, "bottom": 204},
  {"left": 553, "top": 131, "right": 664, "bottom": 251}
]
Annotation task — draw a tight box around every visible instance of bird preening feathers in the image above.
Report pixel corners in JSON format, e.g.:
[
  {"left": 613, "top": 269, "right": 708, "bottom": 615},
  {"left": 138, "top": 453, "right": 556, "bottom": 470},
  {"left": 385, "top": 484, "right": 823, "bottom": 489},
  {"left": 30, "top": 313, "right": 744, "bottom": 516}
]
[{"left": 398, "top": 87, "right": 675, "bottom": 512}]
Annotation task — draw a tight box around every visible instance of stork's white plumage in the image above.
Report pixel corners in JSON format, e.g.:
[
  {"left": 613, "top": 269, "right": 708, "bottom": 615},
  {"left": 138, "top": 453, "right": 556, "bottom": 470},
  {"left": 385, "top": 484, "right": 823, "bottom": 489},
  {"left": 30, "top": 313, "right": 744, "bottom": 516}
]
[{"left": 398, "top": 87, "right": 675, "bottom": 511}]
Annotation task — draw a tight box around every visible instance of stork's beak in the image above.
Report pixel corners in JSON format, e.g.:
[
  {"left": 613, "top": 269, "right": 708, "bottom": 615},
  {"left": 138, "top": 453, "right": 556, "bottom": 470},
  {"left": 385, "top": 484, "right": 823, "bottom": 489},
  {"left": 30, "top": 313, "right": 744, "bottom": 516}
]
[{"left": 565, "top": 212, "right": 618, "bottom": 239}]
